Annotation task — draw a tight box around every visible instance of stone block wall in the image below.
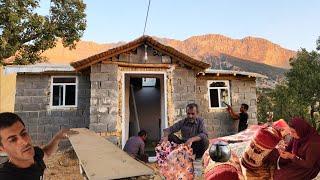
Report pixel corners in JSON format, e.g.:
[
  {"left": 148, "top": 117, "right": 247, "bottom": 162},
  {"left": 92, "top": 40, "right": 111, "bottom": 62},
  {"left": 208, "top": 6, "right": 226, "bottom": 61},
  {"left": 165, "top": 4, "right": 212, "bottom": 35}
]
[
  {"left": 14, "top": 73, "right": 90, "bottom": 146},
  {"left": 196, "top": 76, "right": 258, "bottom": 138},
  {"left": 230, "top": 79, "right": 257, "bottom": 125},
  {"left": 170, "top": 67, "right": 197, "bottom": 124},
  {"left": 89, "top": 63, "right": 120, "bottom": 145}
]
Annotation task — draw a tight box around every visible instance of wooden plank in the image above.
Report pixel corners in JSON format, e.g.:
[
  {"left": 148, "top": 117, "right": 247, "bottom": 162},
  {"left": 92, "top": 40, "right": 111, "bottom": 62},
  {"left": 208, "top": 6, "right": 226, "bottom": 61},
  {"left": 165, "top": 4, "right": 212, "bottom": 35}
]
[
  {"left": 68, "top": 128, "right": 154, "bottom": 180},
  {"left": 102, "top": 61, "right": 171, "bottom": 68},
  {"left": 74, "top": 43, "right": 142, "bottom": 71}
]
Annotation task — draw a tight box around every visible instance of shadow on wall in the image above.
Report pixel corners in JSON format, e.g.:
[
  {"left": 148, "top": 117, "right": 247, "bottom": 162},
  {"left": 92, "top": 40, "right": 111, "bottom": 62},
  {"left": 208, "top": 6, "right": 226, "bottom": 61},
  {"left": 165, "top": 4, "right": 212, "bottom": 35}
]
[{"left": 0, "top": 66, "right": 16, "bottom": 112}]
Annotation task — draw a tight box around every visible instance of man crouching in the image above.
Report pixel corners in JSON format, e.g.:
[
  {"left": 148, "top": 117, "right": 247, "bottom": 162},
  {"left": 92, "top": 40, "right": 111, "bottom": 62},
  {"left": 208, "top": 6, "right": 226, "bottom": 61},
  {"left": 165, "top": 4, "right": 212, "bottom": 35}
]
[{"left": 162, "top": 103, "right": 209, "bottom": 159}]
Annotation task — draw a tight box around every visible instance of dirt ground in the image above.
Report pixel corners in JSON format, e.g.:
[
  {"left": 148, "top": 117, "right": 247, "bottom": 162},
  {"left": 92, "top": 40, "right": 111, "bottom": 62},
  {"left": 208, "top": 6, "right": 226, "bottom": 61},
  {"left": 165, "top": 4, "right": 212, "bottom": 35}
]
[
  {"left": 44, "top": 149, "right": 320, "bottom": 180},
  {"left": 44, "top": 149, "right": 162, "bottom": 180},
  {"left": 44, "top": 149, "right": 83, "bottom": 180}
]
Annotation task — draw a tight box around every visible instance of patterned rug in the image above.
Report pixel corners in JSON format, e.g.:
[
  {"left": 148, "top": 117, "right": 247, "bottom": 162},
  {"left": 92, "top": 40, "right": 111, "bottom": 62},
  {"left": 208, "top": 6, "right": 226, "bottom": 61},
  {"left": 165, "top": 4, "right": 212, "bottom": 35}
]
[{"left": 155, "top": 141, "right": 194, "bottom": 180}]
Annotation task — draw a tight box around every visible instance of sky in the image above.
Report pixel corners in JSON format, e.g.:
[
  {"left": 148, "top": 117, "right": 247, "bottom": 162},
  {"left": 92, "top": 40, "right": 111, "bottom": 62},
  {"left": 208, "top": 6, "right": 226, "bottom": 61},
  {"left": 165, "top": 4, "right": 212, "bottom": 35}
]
[{"left": 38, "top": 0, "right": 320, "bottom": 51}]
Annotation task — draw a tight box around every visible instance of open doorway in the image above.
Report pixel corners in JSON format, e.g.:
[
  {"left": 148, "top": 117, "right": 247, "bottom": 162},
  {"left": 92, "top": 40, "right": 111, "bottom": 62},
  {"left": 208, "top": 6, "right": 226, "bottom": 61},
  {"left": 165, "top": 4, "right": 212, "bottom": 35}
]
[{"left": 122, "top": 72, "right": 167, "bottom": 158}]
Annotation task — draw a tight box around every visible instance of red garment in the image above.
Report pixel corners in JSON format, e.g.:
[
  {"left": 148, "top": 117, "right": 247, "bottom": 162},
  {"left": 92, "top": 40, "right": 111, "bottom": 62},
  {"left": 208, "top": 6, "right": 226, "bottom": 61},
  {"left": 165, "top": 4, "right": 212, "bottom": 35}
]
[
  {"left": 274, "top": 118, "right": 320, "bottom": 180},
  {"left": 241, "top": 126, "right": 281, "bottom": 169}
]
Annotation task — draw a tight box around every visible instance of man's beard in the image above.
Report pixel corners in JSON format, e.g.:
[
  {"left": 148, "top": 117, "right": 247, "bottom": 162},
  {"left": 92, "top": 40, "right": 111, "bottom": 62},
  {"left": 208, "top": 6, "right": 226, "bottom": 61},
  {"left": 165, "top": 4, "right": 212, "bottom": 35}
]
[{"left": 187, "top": 118, "right": 195, "bottom": 123}]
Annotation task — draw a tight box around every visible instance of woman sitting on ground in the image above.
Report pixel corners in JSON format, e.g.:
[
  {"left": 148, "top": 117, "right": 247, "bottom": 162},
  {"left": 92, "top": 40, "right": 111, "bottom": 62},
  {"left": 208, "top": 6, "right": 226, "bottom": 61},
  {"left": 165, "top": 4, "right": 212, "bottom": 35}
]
[{"left": 270, "top": 117, "right": 320, "bottom": 180}]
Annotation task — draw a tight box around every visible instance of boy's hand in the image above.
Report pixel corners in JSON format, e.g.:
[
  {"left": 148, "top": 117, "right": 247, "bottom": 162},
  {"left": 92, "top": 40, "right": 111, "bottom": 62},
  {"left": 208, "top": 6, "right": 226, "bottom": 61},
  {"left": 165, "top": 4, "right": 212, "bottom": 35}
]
[{"left": 55, "top": 129, "right": 79, "bottom": 140}]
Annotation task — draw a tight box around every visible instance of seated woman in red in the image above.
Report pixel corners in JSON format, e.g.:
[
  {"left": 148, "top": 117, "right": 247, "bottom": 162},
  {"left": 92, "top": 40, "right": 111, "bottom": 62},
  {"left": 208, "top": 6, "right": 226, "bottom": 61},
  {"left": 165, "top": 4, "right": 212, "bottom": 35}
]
[{"left": 273, "top": 117, "right": 320, "bottom": 180}]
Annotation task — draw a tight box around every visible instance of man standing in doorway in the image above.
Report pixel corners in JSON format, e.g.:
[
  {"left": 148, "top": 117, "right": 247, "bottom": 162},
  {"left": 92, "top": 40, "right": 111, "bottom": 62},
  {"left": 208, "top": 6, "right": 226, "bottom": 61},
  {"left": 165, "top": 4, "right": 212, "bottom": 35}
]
[
  {"left": 0, "top": 112, "right": 73, "bottom": 180},
  {"left": 226, "top": 103, "right": 249, "bottom": 132},
  {"left": 162, "top": 103, "right": 209, "bottom": 159},
  {"left": 123, "top": 130, "right": 148, "bottom": 162}
]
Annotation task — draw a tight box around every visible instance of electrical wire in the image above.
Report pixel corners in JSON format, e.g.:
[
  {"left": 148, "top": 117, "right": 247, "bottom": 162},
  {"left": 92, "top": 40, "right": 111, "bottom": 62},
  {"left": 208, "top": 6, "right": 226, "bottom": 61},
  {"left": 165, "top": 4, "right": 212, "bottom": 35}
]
[{"left": 143, "top": 0, "right": 151, "bottom": 36}]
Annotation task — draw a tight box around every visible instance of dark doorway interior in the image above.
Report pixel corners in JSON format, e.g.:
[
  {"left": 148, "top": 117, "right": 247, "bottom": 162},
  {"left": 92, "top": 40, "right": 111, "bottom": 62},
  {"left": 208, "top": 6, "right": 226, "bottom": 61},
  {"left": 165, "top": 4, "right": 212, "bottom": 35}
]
[{"left": 129, "top": 77, "right": 161, "bottom": 156}]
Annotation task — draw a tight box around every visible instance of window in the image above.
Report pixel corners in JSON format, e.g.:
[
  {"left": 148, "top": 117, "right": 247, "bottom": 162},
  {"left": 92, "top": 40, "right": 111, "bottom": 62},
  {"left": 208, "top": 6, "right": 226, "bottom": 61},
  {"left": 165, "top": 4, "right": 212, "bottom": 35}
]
[
  {"left": 208, "top": 80, "right": 230, "bottom": 108},
  {"left": 51, "top": 76, "right": 77, "bottom": 108},
  {"left": 142, "top": 78, "right": 156, "bottom": 87}
]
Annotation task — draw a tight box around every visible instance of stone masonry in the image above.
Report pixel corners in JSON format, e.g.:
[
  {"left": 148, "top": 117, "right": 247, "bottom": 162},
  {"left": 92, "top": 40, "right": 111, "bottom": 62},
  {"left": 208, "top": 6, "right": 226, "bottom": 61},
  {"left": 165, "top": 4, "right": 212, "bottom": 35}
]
[
  {"left": 170, "top": 66, "right": 197, "bottom": 123},
  {"left": 14, "top": 73, "right": 90, "bottom": 146},
  {"left": 196, "top": 75, "right": 258, "bottom": 138},
  {"left": 89, "top": 63, "right": 120, "bottom": 145}
]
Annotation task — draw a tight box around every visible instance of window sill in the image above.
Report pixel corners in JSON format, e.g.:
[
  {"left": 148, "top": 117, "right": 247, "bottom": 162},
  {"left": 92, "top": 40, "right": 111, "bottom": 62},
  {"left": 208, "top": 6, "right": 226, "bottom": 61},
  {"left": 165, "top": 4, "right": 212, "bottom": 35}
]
[
  {"left": 49, "top": 106, "right": 78, "bottom": 110},
  {"left": 208, "top": 107, "right": 228, "bottom": 112}
]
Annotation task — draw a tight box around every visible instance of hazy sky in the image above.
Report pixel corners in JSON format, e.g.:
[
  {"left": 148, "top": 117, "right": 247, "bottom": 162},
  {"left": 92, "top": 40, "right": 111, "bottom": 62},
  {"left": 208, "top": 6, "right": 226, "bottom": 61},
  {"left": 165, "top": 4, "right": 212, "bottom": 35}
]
[{"left": 39, "top": 0, "right": 320, "bottom": 51}]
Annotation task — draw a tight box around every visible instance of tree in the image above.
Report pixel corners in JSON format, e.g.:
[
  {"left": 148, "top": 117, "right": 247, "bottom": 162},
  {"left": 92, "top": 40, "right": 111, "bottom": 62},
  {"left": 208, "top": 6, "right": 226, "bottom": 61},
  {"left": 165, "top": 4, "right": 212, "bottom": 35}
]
[
  {"left": 286, "top": 49, "right": 320, "bottom": 119},
  {"left": 257, "top": 89, "right": 273, "bottom": 123},
  {"left": 0, "top": 0, "right": 86, "bottom": 65},
  {"left": 317, "top": 36, "right": 320, "bottom": 51},
  {"left": 259, "top": 47, "right": 320, "bottom": 132}
]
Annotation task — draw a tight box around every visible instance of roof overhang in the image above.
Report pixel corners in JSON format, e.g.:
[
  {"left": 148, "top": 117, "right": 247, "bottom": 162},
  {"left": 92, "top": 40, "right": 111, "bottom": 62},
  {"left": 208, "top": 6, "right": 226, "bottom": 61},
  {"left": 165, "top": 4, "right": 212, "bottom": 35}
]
[
  {"left": 71, "top": 35, "right": 210, "bottom": 71},
  {"left": 204, "top": 69, "right": 268, "bottom": 79},
  {"left": 4, "top": 63, "right": 75, "bottom": 75}
]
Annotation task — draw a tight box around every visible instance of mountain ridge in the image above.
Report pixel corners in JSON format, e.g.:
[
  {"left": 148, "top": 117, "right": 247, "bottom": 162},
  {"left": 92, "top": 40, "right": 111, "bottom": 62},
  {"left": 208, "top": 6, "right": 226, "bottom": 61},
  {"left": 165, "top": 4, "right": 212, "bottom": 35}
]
[{"left": 40, "top": 34, "right": 296, "bottom": 69}]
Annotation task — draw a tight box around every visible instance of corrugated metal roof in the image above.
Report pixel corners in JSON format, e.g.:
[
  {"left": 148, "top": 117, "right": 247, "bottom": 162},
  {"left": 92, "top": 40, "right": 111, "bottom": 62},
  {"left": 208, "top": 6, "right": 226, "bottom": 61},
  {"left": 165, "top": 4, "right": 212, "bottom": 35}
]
[
  {"left": 205, "top": 69, "right": 268, "bottom": 78},
  {"left": 4, "top": 63, "right": 75, "bottom": 75}
]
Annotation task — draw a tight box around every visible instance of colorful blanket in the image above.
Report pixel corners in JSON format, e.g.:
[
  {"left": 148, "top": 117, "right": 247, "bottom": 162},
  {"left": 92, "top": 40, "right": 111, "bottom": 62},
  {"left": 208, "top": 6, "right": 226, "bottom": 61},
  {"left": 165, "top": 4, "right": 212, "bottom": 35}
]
[{"left": 155, "top": 141, "right": 194, "bottom": 180}]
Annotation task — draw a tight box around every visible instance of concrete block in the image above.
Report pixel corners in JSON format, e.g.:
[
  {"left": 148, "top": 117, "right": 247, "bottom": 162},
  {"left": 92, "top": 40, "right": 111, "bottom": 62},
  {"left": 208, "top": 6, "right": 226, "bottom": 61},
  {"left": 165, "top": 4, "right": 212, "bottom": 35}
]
[
  {"left": 16, "top": 112, "right": 29, "bottom": 119},
  {"left": 49, "top": 111, "right": 62, "bottom": 117},
  {"left": 24, "top": 118, "right": 39, "bottom": 126},
  {"left": 24, "top": 89, "right": 45, "bottom": 96},
  {"left": 32, "top": 82, "right": 49, "bottom": 89},
  {"left": 172, "top": 93, "right": 181, "bottom": 101},
  {"left": 180, "top": 93, "right": 194, "bottom": 101},
  {"left": 107, "top": 120, "right": 117, "bottom": 132},
  {"left": 108, "top": 90, "right": 118, "bottom": 98},
  {"left": 108, "top": 75, "right": 118, "bottom": 81},
  {"left": 16, "top": 89, "right": 24, "bottom": 96},
  {"left": 38, "top": 111, "right": 47, "bottom": 118},
  {"left": 90, "top": 115, "right": 99, "bottom": 123},
  {"left": 61, "top": 111, "right": 76, "bottom": 118},
  {"left": 29, "top": 112, "right": 39, "bottom": 118},
  {"left": 101, "top": 64, "right": 118, "bottom": 73},
  {"left": 28, "top": 126, "right": 38, "bottom": 133},
  {"left": 44, "top": 125, "right": 60, "bottom": 134},
  {"left": 101, "top": 81, "right": 118, "bottom": 89},
  {"left": 15, "top": 96, "right": 32, "bottom": 104},
  {"left": 31, "top": 97, "right": 48, "bottom": 104},
  {"left": 91, "top": 63, "right": 101, "bottom": 73},
  {"left": 90, "top": 73, "right": 109, "bottom": 81},
  {"left": 39, "top": 117, "right": 51, "bottom": 125},
  {"left": 90, "top": 123, "right": 107, "bottom": 132}
]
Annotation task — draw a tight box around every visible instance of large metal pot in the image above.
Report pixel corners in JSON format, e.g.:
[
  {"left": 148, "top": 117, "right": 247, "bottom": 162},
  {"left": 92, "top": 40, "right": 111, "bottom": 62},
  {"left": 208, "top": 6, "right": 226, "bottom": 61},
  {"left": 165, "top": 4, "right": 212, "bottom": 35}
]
[{"left": 209, "top": 141, "right": 231, "bottom": 162}]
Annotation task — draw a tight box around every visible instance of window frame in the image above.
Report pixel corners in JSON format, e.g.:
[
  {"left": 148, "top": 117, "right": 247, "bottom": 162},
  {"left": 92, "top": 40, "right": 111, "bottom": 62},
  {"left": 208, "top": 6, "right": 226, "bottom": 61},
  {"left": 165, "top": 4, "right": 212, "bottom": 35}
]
[
  {"left": 207, "top": 80, "right": 231, "bottom": 109},
  {"left": 50, "top": 76, "right": 78, "bottom": 109}
]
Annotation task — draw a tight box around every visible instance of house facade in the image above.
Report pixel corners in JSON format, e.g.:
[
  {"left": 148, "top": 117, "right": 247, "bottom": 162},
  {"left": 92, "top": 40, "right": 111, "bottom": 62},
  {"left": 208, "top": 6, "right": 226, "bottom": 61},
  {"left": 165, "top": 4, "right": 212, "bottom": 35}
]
[{"left": 7, "top": 36, "right": 265, "bottom": 147}]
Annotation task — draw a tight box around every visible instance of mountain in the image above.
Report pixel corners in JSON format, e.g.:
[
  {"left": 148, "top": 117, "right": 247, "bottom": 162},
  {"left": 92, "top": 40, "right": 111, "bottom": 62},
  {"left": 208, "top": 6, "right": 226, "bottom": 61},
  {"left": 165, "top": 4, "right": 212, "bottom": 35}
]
[
  {"left": 40, "top": 39, "right": 124, "bottom": 64},
  {"left": 206, "top": 54, "right": 287, "bottom": 80},
  {"left": 155, "top": 34, "right": 295, "bottom": 69},
  {"left": 203, "top": 54, "right": 288, "bottom": 88},
  {"left": 41, "top": 34, "right": 296, "bottom": 69}
]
